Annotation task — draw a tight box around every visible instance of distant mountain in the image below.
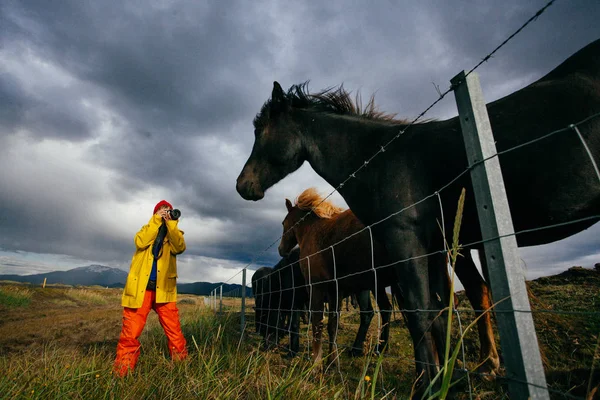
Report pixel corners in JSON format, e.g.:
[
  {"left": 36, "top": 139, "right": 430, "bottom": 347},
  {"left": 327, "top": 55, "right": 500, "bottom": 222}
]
[
  {"left": 0, "top": 264, "right": 128, "bottom": 287},
  {"left": 0, "top": 265, "right": 251, "bottom": 296},
  {"left": 177, "top": 281, "right": 252, "bottom": 297}
]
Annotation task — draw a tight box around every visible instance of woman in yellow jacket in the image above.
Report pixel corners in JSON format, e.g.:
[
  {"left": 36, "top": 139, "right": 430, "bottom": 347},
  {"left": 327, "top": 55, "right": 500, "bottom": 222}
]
[{"left": 114, "top": 200, "right": 187, "bottom": 377}]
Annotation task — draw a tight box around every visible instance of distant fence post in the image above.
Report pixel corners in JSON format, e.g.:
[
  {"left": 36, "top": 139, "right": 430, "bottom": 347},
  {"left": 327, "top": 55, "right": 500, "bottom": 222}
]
[
  {"left": 451, "top": 70, "right": 549, "bottom": 399},
  {"left": 241, "top": 268, "right": 247, "bottom": 333},
  {"left": 219, "top": 285, "right": 223, "bottom": 315}
]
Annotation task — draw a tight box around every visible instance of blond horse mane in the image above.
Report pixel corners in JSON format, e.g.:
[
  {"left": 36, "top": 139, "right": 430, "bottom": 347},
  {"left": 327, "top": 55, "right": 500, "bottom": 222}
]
[{"left": 295, "top": 188, "right": 345, "bottom": 218}]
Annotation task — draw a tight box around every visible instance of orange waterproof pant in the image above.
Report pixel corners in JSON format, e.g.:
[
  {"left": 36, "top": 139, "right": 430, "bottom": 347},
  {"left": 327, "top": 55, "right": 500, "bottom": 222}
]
[{"left": 114, "top": 290, "right": 188, "bottom": 377}]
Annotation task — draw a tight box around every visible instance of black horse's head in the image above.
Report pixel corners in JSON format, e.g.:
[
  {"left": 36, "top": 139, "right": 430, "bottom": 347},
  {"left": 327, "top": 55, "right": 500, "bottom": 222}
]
[{"left": 236, "top": 82, "right": 306, "bottom": 201}]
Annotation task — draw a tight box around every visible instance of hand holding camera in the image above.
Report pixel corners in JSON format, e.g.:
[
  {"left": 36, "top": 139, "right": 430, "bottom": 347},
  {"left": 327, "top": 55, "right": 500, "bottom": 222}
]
[
  {"left": 168, "top": 209, "right": 181, "bottom": 220},
  {"left": 156, "top": 208, "right": 181, "bottom": 221}
]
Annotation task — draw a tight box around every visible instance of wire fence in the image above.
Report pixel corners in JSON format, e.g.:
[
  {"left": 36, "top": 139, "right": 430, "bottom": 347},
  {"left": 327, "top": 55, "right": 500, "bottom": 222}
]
[{"left": 204, "top": 1, "right": 600, "bottom": 398}]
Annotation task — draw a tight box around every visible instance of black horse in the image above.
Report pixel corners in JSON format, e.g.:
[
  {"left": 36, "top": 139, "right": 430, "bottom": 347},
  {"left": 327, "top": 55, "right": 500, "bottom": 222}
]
[
  {"left": 251, "top": 248, "right": 308, "bottom": 356},
  {"left": 237, "top": 39, "right": 600, "bottom": 395}
]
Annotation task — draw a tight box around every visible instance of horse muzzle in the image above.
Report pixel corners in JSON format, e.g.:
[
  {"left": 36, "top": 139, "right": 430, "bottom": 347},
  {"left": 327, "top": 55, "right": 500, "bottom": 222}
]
[
  {"left": 278, "top": 245, "right": 290, "bottom": 258},
  {"left": 236, "top": 175, "right": 265, "bottom": 201}
]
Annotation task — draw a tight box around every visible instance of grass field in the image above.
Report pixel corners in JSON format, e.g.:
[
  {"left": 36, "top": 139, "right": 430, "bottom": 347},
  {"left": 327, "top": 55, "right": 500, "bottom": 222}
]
[{"left": 0, "top": 267, "right": 598, "bottom": 399}]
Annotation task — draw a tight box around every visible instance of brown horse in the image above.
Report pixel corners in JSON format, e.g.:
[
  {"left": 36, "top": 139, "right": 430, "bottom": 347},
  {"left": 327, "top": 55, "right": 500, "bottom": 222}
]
[
  {"left": 278, "top": 188, "right": 406, "bottom": 367},
  {"left": 237, "top": 39, "right": 600, "bottom": 396}
]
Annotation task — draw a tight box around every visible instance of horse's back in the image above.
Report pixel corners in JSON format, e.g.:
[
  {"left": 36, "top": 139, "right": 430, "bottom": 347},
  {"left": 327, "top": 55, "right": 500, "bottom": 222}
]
[
  {"left": 252, "top": 266, "right": 273, "bottom": 298},
  {"left": 474, "top": 38, "right": 600, "bottom": 245},
  {"left": 252, "top": 267, "right": 271, "bottom": 285},
  {"left": 539, "top": 38, "right": 600, "bottom": 82}
]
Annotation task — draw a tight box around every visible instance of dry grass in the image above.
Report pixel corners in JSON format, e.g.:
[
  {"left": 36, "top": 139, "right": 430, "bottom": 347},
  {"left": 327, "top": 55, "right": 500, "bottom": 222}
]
[{"left": 64, "top": 288, "right": 112, "bottom": 305}]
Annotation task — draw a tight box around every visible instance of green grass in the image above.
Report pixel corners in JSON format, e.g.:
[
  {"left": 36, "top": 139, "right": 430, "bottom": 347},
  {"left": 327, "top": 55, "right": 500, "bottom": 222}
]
[{"left": 0, "top": 286, "right": 33, "bottom": 308}]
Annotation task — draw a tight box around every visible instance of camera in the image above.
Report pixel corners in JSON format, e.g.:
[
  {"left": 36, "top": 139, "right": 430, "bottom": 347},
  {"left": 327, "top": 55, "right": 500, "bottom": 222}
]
[{"left": 168, "top": 209, "right": 181, "bottom": 220}]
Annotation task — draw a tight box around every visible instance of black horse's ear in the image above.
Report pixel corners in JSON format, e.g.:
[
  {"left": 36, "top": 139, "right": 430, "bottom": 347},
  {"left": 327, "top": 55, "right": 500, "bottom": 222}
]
[
  {"left": 271, "top": 81, "right": 287, "bottom": 112},
  {"left": 285, "top": 198, "right": 293, "bottom": 212}
]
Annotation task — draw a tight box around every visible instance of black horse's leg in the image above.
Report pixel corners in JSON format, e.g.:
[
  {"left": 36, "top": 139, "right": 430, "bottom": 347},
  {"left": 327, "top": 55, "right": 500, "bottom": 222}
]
[
  {"left": 301, "top": 305, "right": 309, "bottom": 325},
  {"left": 375, "top": 284, "right": 393, "bottom": 354},
  {"left": 391, "top": 283, "right": 408, "bottom": 324},
  {"left": 350, "top": 290, "right": 373, "bottom": 357},
  {"left": 386, "top": 234, "right": 441, "bottom": 399},
  {"left": 326, "top": 292, "right": 342, "bottom": 369},
  {"left": 287, "top": 310, "right": 300, "bottom": 357}
]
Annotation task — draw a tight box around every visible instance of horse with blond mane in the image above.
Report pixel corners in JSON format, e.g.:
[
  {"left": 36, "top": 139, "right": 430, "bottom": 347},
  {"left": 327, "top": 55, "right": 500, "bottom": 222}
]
[{"left": 278, "top": 188, "right": 405, "bottom": 367}]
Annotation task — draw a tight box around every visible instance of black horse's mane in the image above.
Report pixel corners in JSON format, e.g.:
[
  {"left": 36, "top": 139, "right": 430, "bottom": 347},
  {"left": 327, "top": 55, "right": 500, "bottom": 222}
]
[{"left": 254, "top": 82, "right": 411, "bottom": 127}]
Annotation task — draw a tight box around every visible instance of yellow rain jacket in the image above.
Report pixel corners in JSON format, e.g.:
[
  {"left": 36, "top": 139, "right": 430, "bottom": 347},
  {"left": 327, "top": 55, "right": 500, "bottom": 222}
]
[{"left": 121, "top": 214, "right": 186, "bottom": 308}]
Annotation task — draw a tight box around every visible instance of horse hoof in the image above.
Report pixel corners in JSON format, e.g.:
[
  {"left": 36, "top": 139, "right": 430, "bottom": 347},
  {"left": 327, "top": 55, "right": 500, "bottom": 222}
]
[
  {"left": 477, "top": 358, "right": 500, "bottom": 381},
  {"left": 348, "top": 348, "right": 363, "bottom": 357},
  {"left": 478, "top": 366, "right": 497, "bottom": 382}
]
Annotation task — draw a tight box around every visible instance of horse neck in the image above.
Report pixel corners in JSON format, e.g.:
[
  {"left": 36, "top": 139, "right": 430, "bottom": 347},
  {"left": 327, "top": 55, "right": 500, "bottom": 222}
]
[
  {"left": 293, "top": 213, "right": 331, "bottom": 253},
  {"left": 296, "top": 110, "right": 401, "bottom": 187}
]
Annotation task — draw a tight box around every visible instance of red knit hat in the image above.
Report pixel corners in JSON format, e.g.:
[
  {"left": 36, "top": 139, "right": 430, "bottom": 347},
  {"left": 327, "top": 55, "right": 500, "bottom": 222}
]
[{"left": 153, "top": 200, "right": 173, "bottom": 214}]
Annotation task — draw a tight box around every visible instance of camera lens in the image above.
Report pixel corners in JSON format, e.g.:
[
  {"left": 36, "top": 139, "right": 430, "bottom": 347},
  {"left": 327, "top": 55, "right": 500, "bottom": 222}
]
[{"left": 168, "top": 209, "right": 181, "bottom": 220}]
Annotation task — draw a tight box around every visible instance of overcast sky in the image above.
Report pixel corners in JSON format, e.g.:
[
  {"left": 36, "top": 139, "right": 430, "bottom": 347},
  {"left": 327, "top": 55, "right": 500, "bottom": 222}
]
[{"left": 1, "top": 0, "right": 599, "bottom": 287}]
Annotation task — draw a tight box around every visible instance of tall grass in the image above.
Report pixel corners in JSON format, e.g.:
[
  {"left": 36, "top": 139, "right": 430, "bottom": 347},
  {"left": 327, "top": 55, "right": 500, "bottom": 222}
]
[{"left": 422, "top": 188, "right": 485, "bottom": 399}]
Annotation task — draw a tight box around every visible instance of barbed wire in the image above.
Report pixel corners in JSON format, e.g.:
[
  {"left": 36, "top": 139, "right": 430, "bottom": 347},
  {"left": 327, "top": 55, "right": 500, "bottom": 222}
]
[
  {"left": 205, "top": 1, "right": 600, "bottom": 397},
  {"left": 225, "top": 0, "right": 560, "bottom": 281},
  {"left": 242, "top": 110, "right": 600, "bottom": 301},
  {"left": 222, "top": 34, "right": 600, "bottom": 299},
  {"left": 229, "top": 111, "right": 600, "bottom": 390},
  {"left": 218, "top": 104, "right": 600, "bottom": 395}
]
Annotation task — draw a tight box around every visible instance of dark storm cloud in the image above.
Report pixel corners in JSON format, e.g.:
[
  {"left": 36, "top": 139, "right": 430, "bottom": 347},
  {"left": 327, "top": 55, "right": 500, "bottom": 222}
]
[
  {"left": 1, "top": 0, "right": 599, "bottom": 279},
  {"left": 0, "top": 74, "right": 28, "bottom": 131},
  {"left": 2, "top": 0, "right": 271, "bottom": 141}
]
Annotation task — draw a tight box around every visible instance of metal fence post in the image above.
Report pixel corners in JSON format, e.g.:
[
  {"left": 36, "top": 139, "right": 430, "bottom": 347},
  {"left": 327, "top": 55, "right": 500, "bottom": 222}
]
[
  {"left": 241, "top": 268, "right": 247, "bottom": 333},
  {"left": 451, "top": 70, "right": 549, "bottom": 399}
]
